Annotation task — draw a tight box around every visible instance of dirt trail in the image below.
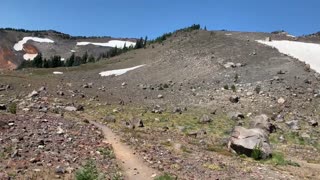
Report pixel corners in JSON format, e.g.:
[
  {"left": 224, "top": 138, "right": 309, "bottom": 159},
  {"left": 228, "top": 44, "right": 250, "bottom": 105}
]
[{"left": 90, "top": 121, "right": 159, "bottom": 180}]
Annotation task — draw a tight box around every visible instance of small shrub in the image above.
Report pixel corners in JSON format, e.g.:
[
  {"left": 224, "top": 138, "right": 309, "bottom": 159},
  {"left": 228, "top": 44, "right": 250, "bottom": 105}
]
[
  {"left": 97, "top": 147, "right": 115, "bottom": 159},
  {"left": 254, "top": 85, "right": 261, "bottom": 94},
  {"left": 251, "top": 145, "right": 262, "bottom": 160},
  {"left": 8, "top": 103, "right": 17, "bottom": 114},
  {"left": 223, "top": 84, "right": 229, "bottom": 90},
  {"left": 234, "top": 74, "right": 239, "bottom": 82},
  {"left": 75, "top": 160, "right": 102, "bottom": 180},
  {"left": 231, "top": 85, "right": 236, "bottom": 92},
  {"left": 112, "top": 172, "right": 123, "bottom": 180},
  {"left": 154, "top": 173, "right": 176, "bottom": 180}
]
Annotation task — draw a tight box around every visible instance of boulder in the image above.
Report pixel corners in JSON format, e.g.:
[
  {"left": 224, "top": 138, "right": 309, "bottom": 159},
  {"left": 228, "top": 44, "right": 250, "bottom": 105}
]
[
  {"left": 229, "top": 95, "right": 240, "bottom": 103},
  {"left": 277, "top": 97, "right": 286, "bottom": 104},
  {"left": 104, "top": 115, "right": 116, "bottom": 123},
  {"left": 157, "top": 94, "right": 164, "bottom": 99},
  {"left": 64, "top": 106, "right": 77, "bottom": 112},
  {"left": 228, "top": 126, "right": 272, "bottom": 159},
  {"left": 308, "top": 119, "right": 318, "bottom": 127},
  {"left": 199, "top": 114, "right": 212, "bottom": 123},
  {"left": 227, "top": 111, "right": 244, "bottom": 120},
  {"left": 76, "top": 105, "right": 84, "bottom": 111},
  {"left": 28, "top": 90, "right": 39, "bottom": 98},
  {"left": 0, "top": 104, "right": 6, "bottom": 110},
  {"left": 127, "top": 118, "right": 144, "bottom": 129},
  {"left": 173, "top": 107, "right": 182, "bottom": 114},
  {"left": 224, "top": 62, "right": 236, "bottom": 68},
  {"left": 250, "top": 114, "right": 276, "bottom": 133},
  {"left": 285, "top": 120, "right": 300, "bottom": 130}
]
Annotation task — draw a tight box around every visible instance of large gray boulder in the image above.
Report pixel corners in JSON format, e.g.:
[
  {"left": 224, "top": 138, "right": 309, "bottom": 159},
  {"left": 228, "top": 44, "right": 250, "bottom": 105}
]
[
  {"left": 228, "top": 126, "right": 272, "bottom": 159},
  {"left": 250, "top": 114, "right": 276, "bottom": 133}
]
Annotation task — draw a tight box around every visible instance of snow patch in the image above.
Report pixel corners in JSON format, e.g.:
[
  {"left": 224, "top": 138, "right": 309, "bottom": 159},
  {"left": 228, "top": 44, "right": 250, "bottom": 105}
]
[
  {"left": 286, "top": 34, "right": 296, "bottom": 38},
  {"left": 99, "top": 65, "right": 145, "bottom": 77},
  {"left": 256, "top": 40, "right": 320, "bottom": 73},
  {"left": 14, "top": 37, "right": 54, "bottom": 51},
  {"left": 77, "top": 40, "right": 136, "bottom": 48},
  {"left": 53, "top": 71, "right": 63, "bottom": 75},
  {"left": 23, "top": 53, "right": 38, "bottom": 60}
]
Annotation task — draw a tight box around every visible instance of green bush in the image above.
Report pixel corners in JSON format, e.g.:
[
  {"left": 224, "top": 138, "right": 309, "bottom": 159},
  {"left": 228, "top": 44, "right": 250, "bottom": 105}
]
[
  {"left": 223, "top": 84, "right": 229, "bottom": 90},
  {"left": 234, "top": 74, "right": 239, "bottom": 82},
  {"left": 251, "top": 145, "right": 262, "bottom": 160},
  {"left": 231, "top": 85, "right": 236, "bottom": 92},
  {"left": 154, "top": 173, "right": 176, "bottom": 180},
  {"left": 76, "top": 160, "right": 102, "bottom": 180},
  {"left": 97, "top": 147, "right": 115, "bottom": 159},
  {"left": 8, "top": 103, "right": 17, "bottom": 114}
]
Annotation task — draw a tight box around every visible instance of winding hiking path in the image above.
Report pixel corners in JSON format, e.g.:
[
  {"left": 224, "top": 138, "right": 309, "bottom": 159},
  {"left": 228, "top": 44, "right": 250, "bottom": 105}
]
[{"left": 90, "top": 121, "right": 159, "bottom": 180}]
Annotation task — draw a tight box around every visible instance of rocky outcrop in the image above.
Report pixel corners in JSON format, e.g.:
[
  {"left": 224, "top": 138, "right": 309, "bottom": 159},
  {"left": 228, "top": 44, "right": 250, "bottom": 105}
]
[
  {"left": 0, "top": 47, "right": 17, "bottom": 69},
  {"left": 228, "top": 126, "right": 272, "bottom": 159}
]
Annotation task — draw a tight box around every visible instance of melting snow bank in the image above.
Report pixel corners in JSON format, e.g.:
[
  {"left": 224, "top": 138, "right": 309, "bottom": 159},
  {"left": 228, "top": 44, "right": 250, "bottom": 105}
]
[
  {"left": 23, "top": 53, "right": 38, "bottom": 61},
  {"left": 14, "top": 37, "right": 54, "bottom": 51},
  {"left": 53, "top": 71, "right": 63, "bottom": 75},
  {"left": 77, "top": 40, "right": 136, "bottom": 48},
  {"left": 99, "top": 65, "right": 145, "bottom": 77},
  {"left": 256, "top": 40, "right": 320, "bottom": 73}
]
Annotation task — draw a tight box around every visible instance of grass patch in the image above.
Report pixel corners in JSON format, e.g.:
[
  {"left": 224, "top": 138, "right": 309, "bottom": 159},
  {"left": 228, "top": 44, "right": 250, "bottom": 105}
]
[
  {"left": 75, "top": 159, "right": 104, "bottom": 180},
  {"left": 206, "top": 144, "right": 233, "bottom": 156},
  {"left": 203, "top": 163, "right": 223, "bottom": 171},
  {"left": 97, "top": 147, "right": 115, "bottom": 159},
  {"left": 154, "top": 173, "right": 176, "bottom": 180},
  {"left": 8, "top": 102, "right": 17, "bottom": 114},
  {"left": 268, "top": 152, "right": 300, "bottom": 167}
]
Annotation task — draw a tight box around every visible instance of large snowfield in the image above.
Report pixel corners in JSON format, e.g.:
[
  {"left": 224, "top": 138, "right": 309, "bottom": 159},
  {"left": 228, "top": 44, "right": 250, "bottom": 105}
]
[
  {"left": 14, "top": 37, "right": 54, "bottom": 51},
  {"left": 256, "top": 40, "right": 320, "bottom": 73},
  {"left": 99, "top": 65, "right": 145, "bottom": 77},
  {"left": 77, "top": 40, "right": 136, "bottom": 48}
]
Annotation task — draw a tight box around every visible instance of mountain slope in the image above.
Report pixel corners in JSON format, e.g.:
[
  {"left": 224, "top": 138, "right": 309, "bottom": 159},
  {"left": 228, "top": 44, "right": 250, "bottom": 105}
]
[{"left": 0, "top": 29, "right": 136, "bottom": 69}]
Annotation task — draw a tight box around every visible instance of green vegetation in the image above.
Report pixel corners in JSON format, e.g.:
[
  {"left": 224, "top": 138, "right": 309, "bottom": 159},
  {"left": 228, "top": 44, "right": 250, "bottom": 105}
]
[
  {"left": 223, "top": 84, "right": 229, "bottom": 90},
  {"left": 97, "top": 147, "right": 115, "bottom": 159},
  {"left": 8, "top": 102, "right": 17, "bottom": 114},
  {"left": 231, "top": 85, "right": 236, "bottom": 92},
  {"left": 75, "top": 160, "right": 103, "bottom": 180},
  {"left": 150, "top": 24, "right": 201, "bottom": 44},
  {"left": 154, "top": 173, "right": 176, "bottom": 180},
  {"left": 251, "top": 145, "right": 262, "bottom": 160},
  {"left": 234, "top": 73, "right": 239, "bottom": 82},
  {"left": 268, "top": 152, "right": 300, "bottom": 167}
]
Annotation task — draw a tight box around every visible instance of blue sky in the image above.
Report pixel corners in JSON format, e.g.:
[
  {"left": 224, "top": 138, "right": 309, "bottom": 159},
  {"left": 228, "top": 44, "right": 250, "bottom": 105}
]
[{"left": 1, "top": 0, "right": 319, "bottom": 38}]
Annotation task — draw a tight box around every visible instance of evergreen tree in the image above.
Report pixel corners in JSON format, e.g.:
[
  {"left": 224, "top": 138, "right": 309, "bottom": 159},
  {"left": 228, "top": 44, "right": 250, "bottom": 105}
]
[
  {"left": 66, "top": 53, "right": 75, "bottom": 67},
  {"left": 88, "top": 55, "right": 95, "bottom": 63},
  {"left": 134, "top": 37, "right": 144, "bottom": 49},
  {"left": 51, "top": 56, "right": 62, "bottom": 68},
  {"left": 43, "top": 58, "right": 49, "bottom": 68},
  {"left": 81, "top": 52, "right": 88, "bottom": 64},
  {"left": 72, "top": 56, "right": 81, "bottom": 66},
  {"left": 143, "top": 36, "right": 148, "bottom": 48},
  {"left": 32, "top": 53, "right": 43, "bottom": 68},
  {"left": 123, "top": 43, "right": 128, "bottom": 52}
]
